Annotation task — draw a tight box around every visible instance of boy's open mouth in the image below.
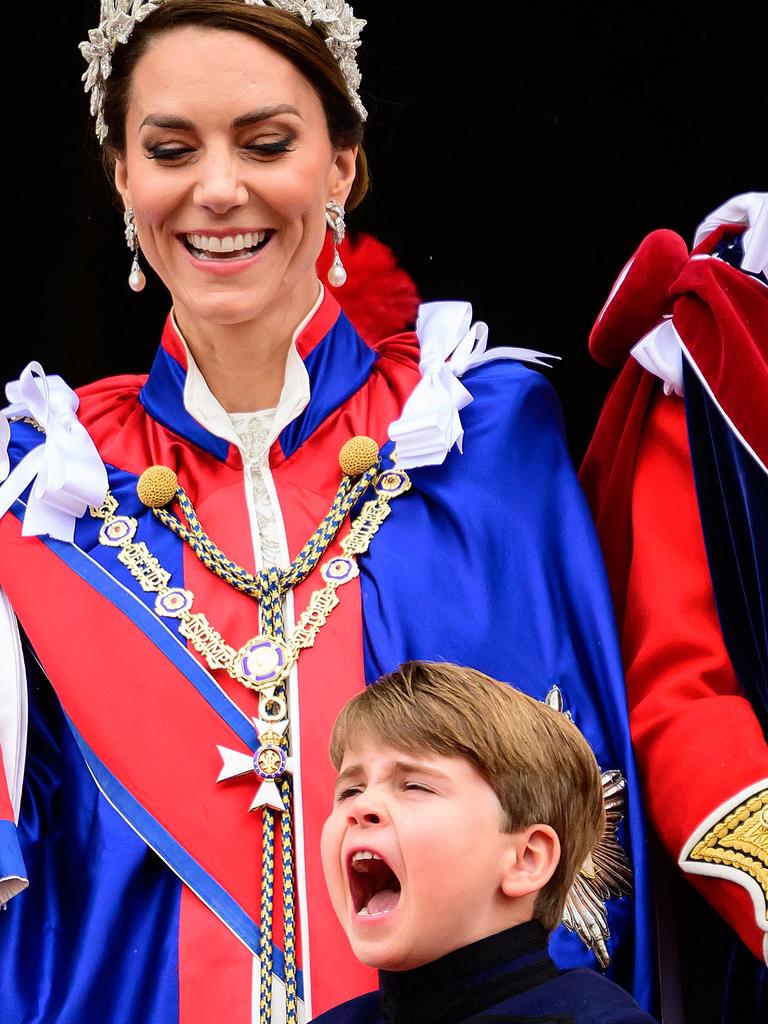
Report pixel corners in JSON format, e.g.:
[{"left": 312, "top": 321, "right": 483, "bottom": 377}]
[{"left": 348, "top": 850, "right": 402, "bottom": 917}]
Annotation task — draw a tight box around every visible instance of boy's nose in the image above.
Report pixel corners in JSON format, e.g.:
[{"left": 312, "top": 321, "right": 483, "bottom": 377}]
[
  {"left": 346, "top": 809, "right": 381, "bottom": 826},
  {"left": 345, "top": 792, "right": 389, "bottom": 827}
]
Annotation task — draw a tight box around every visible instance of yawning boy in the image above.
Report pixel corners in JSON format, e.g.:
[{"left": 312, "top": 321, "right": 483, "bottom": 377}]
[{"left": 317, "top": 661, "right": 657, "bottom": 1023}]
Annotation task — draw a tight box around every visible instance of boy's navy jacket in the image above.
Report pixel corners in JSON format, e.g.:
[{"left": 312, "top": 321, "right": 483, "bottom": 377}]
[{"left": 312, "top": 922, "right": 658, "bottom": 1024}]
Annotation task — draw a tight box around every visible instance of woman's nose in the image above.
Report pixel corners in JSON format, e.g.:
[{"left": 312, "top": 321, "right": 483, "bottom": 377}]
[{"left": 192, "top": 149, "right": 249, "bottom": 214}]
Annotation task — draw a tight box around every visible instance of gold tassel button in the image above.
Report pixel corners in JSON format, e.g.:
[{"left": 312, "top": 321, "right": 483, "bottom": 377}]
[
  {"left": 137, "top": 466, "right": 179, "bottom": 508},
  {"left": 339, "top": 436, "right": 380, "bottom": 477}
]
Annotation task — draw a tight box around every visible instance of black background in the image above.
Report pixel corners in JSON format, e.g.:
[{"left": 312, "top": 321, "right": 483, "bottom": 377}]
[{"left": 6, "top": 4, "right": 767, "bottom": 461}]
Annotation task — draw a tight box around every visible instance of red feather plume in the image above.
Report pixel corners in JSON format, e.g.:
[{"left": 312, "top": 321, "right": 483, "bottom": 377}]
[{"left": 317, "top": 231, "right": 421, "bottom": 343}]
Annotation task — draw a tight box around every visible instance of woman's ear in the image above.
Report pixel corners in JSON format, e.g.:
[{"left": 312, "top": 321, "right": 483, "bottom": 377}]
[
  {"left": 327, "top": 146, "right": 358, "bottom": 207},
  {"left": 114, "top": 157, "right": 131, "bottom": 208},
  {"left": 500, "top": 824, "right": 561, "bottom": 900}
]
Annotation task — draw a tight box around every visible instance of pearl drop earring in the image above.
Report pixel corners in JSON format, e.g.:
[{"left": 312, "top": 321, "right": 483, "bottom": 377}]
[
  {"left": 325, "top": 201, "right": 347, "bottom": 287},
  {"left": 124, "top": 207, "right": 146, "bottom": 293}
]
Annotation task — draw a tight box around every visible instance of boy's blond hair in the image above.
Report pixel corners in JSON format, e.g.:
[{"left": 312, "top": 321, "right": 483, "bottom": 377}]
[{"left": 329, "top": 661, "right": 605, "bottom": 932}]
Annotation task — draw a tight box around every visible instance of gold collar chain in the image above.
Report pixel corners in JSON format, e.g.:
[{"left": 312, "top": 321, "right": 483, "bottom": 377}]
[{"left": 90, "top": 465, "right": 411, "bottom": 699}]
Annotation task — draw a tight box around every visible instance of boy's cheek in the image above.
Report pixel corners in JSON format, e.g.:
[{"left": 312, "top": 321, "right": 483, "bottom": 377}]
[{"left": 319, "top": 815, "right": 345, "bottom": 911}]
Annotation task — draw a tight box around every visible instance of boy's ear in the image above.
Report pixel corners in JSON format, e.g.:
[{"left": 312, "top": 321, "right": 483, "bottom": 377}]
[{"left": 500, "top": 824, "right": 560, "bottom": 899}]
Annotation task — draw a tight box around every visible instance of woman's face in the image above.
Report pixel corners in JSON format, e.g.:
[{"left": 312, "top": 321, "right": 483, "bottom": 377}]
[{"left": 114, "top": 26, "right": 357, "bottom": 328}]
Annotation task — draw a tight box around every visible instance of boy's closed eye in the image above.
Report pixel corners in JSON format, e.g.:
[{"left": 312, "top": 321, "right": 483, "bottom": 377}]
[{"left": 336, "top": 785, "right": 364, "bottom": 801}]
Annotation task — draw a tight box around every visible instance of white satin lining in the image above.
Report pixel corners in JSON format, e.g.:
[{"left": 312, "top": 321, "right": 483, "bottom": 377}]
[
  {"left": 630, "top": 318, "right": 684, "bottom": 397},
  {"left": 693, "top": 191, "right": 768, "bottom": 276},
  {"left": 0, "top": 587, "right": 26, "bottom": 823},
  {"left": 0, "top": 585, "right": 29, "bottom": 905}
]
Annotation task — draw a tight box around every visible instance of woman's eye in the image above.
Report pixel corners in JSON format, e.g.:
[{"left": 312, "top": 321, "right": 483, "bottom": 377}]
[
  {"left": 146, "top": 146, "right": 194, "bottom": 161},
  {"left": 245, "top": 138, "right": 294, "bottom": 156},
  {"left": 144, "top": 137, "right": 294, "bottom": 161}
]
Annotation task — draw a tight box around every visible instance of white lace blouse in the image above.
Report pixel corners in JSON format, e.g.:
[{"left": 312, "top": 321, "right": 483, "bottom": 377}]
[{"left": 228, "top": 409, "right": 282, "bottom": 570}]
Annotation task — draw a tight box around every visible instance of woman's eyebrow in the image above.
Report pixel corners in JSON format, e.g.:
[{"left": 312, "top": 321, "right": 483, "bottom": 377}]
[
  {"left": 231, "top": 104, "right": 303, "bottom": 129},
  {"left": 139, "top": 104, "right": 303, "bottom": 132},
  {"left": 140, "top": 113, "right": 195, "bottom": 130}
]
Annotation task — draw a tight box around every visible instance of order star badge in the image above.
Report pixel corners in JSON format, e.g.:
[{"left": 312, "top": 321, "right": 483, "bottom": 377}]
[
  {"left": 217, "top": 718, "right": 294, "bottom": 813},
  {"left": 545, "top": 685, "right": 632, "bottom": 969}
]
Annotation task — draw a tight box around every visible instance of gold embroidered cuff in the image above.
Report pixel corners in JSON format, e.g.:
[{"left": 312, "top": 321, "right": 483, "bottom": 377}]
[{"left": 682, "top": 785, "right": 768, "bottom": 927}]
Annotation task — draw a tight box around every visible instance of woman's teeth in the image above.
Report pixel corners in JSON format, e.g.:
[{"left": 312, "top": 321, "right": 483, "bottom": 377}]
[{"left": 185, "top": 231, "right": 268, "bottom": 260}]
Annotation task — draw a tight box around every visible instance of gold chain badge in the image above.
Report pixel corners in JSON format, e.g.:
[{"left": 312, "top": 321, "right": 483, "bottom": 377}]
[{"left": 91, "top": 466, "right": 411, "bottom": 692}]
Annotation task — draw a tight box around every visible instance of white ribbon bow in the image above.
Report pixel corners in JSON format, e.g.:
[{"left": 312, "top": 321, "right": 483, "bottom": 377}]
[
  {"left": 388, "top": 301, "right": 557, "bottom": 470},
  {"left": 630, "top": 316, "right": 685, "bottom": 397},
  {"left": 0, "top": 362, "right": 108, "bottom": 541}
]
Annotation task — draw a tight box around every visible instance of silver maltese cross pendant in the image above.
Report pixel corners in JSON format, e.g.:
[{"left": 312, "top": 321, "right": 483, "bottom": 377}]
[{"left": 217, "top": 718, "right": 294, "bottom": 814}]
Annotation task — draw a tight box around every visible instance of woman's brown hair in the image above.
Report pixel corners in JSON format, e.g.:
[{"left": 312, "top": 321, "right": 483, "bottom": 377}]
[{"left": 99, "top": 0, "right": 369, "bottom": 209}]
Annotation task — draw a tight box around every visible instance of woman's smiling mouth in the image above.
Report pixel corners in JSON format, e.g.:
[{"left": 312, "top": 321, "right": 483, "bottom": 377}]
[
  {"left": 181, "top": 229, "right": 274, "bottom": 262},
  {"left": 348, "top": 849, "right": 402, "bottom": 918}
]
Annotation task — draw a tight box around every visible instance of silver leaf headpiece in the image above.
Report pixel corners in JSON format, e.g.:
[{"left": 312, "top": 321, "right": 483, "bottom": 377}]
[{"left": 79, "top": 0, "right": 367, "bottom": 144}]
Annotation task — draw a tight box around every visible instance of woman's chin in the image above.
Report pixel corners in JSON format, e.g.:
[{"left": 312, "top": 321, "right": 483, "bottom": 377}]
[
  {"left": 165, "top": 263, "right": 321, "bottom": 331},
  {"left": 169, "top": 282, "right": 285, "bottom": 329}
]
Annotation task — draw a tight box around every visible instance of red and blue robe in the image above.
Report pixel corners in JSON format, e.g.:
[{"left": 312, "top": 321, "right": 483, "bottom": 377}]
[{"left": 0, "top": 289, "right": 653, "bottom": 1022}]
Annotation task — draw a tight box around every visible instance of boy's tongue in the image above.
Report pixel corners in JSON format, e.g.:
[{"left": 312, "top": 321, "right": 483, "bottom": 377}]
[{"left": 366, "top": 888, "right": 400, "bottom": 915}]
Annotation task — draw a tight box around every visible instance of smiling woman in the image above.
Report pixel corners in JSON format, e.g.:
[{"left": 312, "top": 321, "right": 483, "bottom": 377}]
[
  {"left": 118, "top": 28, "right": 356, "bottom": 405},
  {"left": 0, "top": 3, "right": 655, "bottom": 1024},
  {"left": 103, "top": 4, "right": 365, "bottom": 410}
]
